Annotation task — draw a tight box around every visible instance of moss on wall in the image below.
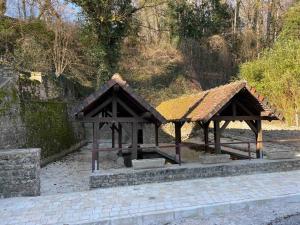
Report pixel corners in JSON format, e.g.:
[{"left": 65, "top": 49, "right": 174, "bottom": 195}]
[
  {"left": 0, "top": 87, "right": 18, "bottom": 116},
  {"left": 20, "top": 100, "right": 78, "bottom": 159}
]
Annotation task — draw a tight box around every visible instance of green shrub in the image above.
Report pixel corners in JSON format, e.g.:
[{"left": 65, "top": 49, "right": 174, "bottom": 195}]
[
  {"left": 240, "top": 2, "right": 300, "bottom": 125},
  {"left": 21, "top": 101, "right": 78, "bottom": 159}
]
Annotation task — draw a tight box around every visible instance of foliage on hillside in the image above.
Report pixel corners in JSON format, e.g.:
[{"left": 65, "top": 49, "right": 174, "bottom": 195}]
[
  {"left": 240, "top": 2, "right": 300, "bottom": 125},
  {"left": 0, "top": 0, "right": 297, "bottom": 108},
  {"left": 119, "top": 42, "right": 200, "bottom": 106}
]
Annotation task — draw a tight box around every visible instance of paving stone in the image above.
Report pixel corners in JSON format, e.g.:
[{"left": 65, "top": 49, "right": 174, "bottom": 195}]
[{"left": 1, "top": 170, "right": 300, "bottom": 225}]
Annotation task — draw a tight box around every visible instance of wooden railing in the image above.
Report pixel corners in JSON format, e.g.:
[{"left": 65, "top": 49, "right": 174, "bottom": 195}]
[{"left": 91, "top": 138, "right": 300, "bottom": 171}]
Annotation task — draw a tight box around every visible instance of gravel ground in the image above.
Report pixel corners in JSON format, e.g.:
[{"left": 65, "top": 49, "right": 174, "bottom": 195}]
[
  {"left": 41, "top": 124, "right": 300, "bottom": 195},
  {"left": 39, "top": 126, "right": 300, "bottom": 224},
  {"left": 40, "top": 142, "right": 124, "bottom": 195}
]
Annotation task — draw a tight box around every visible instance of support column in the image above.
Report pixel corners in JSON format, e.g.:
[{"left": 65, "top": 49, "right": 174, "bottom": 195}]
[
  {"left": 92, "top": 122, "right": 98, "bottom": 171},
  {"left": 175, "top": 122, "right": 182, "bottom": 164},
  {"left": 111, "top": 123, "right": 115, "bottom": 148},
  {"left": 132, "top": 122, "right": 138, "bottom": 160},
  {"left": 256, "top": 120, "right": 263, "bottom": 158},
  {"left": 118, "top": 123, "right": 122, "bottom": 149},
  {"left": 155, "top": 123, "right": 159, "bottom": 147},
  {"left": 213, "top": 120, "right": 221, "bottom": 154},
  {"left": 203, "top": 122, "right": 209, "bottom": 151}
]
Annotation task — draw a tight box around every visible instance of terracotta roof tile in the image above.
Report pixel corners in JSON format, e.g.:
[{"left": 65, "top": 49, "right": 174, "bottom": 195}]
[{"left": 156, "top": 80, "right": 282, "bottom": 122}]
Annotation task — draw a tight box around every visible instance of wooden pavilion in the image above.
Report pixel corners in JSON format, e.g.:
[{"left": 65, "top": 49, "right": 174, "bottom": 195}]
[
  {"left": 156, "top": 80, "right": 283, "bottom": 159},
  {"left": 75, "top": 74, "right": 166, "bottom": 171}
]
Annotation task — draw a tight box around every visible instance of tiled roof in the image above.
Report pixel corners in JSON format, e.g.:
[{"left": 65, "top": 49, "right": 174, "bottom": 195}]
[
  {"left": 156, "top": 80, "right": 283, "bottom": 122},
  {"left": 75, "top": 74, "right": 166, "bottom": 123}
]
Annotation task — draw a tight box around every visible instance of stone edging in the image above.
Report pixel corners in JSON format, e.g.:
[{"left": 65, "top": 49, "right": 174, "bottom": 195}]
[
  {"left": 41, "top": 140, "right": 87, "bottom": 167},
  {"left": 90, "top": 158, "right": 300, "bottom": 188},
  {"left": 78, "top": 193, "right": 300, "bottom": 225}
]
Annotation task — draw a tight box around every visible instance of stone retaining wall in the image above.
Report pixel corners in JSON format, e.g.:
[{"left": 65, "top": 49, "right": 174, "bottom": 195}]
[
  {"left": 90, "top": 158, "right": 300, "bottom": 189},
  {"left": 0, "top": 148, "right": 40, "bottom": 198}
]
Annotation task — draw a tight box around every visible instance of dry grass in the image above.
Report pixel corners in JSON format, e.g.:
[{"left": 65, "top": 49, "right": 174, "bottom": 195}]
[{"left": 119, "top": 42, "right": 200, "bottom": 106}]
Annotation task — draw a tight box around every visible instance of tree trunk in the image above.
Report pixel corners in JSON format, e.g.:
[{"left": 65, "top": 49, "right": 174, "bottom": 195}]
[
  {"left": 0, "top": 0, "right": 6, "bottom": 16},
  {"left": 233, "top": 0, "right": 241, "bottom": 35},
  {"left": 266, "top": 0, "right": 272, "bottom": 43},
  {"left": 22, "top": 0, "right": 27, "bottom": 19}
]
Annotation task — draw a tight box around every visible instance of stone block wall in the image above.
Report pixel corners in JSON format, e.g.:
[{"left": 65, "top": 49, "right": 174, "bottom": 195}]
[
  {"left": 0, "top": 148, "right": 41, "bottom": 198},
  {"left": 0, "top": 65, "right": 26, "bottom": 149},
  {"left": 90, "top": 158, "right": 300, "bottom": 189}
]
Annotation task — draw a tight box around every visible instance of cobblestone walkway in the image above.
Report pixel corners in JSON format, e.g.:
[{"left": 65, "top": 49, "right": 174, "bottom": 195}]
[{"left": 1, "top": 170, "right": 300, "bottom": 225}]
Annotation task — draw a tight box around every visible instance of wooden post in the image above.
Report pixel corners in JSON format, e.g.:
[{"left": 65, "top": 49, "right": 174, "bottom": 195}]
[
  {"left": 256, "top": 120, "right": 263, "bottom": 158},
  {"left": 118, "top": 123, "right": 122, "bottom": 149},
  {"left": 112, "top": 123, "right": 115, "bottom": 148},
  {"left": 92, "top": 122, "right": 98, "bottom": 171},
  {"left": 213, "top": 120, "right": 221, "bottom": 154},
  {"left": 155, "top": 123, "right": 159, "bottom": 147},
  {"left": 132, "top": 122, "right": 138, "bottom": 160},
  {"left": 175, "top": 122, "right": 182, "bottom": 164},
  {"left": 203, "top": 122, "right": 209, "bottom": 151}
]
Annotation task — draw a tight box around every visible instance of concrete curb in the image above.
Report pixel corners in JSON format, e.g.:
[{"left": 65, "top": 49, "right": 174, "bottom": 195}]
[{"left": 78, "top": 194, "right": 300, "bottom": 225}]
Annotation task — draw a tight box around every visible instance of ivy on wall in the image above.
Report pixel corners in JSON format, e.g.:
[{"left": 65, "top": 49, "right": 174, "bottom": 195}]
[{"left": 20, "top": 100, "right": 78, "bottom": 159}]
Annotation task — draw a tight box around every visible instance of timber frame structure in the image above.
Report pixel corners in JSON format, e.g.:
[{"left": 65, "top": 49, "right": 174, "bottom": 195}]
[
  {"left": 157, "top": 81, "right": 283, "bottom": 159},
  {"left": 75, "top": 74, "right": 166, "bottom": 171}
]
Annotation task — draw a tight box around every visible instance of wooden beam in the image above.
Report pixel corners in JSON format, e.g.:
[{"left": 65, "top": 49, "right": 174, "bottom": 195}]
[
  {"left": 203, "top": 122, "right": 209, "bottom": 151},
  {"left": 155, "top": 123, "right": 159, "bottom": 146},
  {"left": 245, "top": 120, "right": 258, "bottom": 134},
  {"left": 256, "top": 120, "right": 263, "bottom": 158},
  {"left": 117, "top": 98, "right": 139, "bottom": 118},
  {"left": 174, "top": 122, "right": 183, "bottom": 164},
  {"left": 99, "top": 123, "right": 105, "bottom": 130},
  {"left": 86, "top": 98, "right": 112, "bottom": 117},
  {"left": 112, "top": 123, "right": 115, "bottom": 148},
  {"left": 198, "top": 121, "right": 204, "bottom": 130},
  {"left": 82, "top": 117, "right": 148, "bottom": 123},
  {"left": 110, "top": 123, "right": 119, "bottom": 132},
  {"left": 142, "top": 112, "right": 152, "bottom": 118},
  {"left": 112, "top": 92, "right": 117, "bottom": 118},
  {"left": 118, "top": 123, "right": 122, "bottom": 148},
  {"left": 214, "top": 120, "right": 221, "bottom": 154},
  {"left": 92, "top": 122, "right": 99, "bottom": 171},
  {"left": 132, "top": 122, "right": 138, "bottom": 160},
  {"left": 220, "top": 121, "right": 230, "bottom": 133},
  {"left": 212, "top": 116, "right": 261, "bottom": 121}
]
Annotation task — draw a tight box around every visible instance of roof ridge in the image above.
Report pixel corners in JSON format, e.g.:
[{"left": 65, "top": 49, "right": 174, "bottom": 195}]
[
  {"left": 111, "top": 73, "right": 127, "bottom": 86},
  {"left": 205, "top": 80, "right": 246, "bottom": 93}
]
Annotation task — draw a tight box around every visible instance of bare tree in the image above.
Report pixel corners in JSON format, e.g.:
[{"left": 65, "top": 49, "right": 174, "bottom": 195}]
[
  {"left": 233, "top": 0, "right": 241, "bottom": 35},
  {"left": 37, "top": 0, "right": 60, "bottom": 21},
  {"left": 52, "top": 19, "right": 74, "bottom": 77},
  {"left": 0, "top": 0, "right": 6, "bottom": 16},
  {"left": 21, "top": 0, "right": 27, "bottom": 18}
]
